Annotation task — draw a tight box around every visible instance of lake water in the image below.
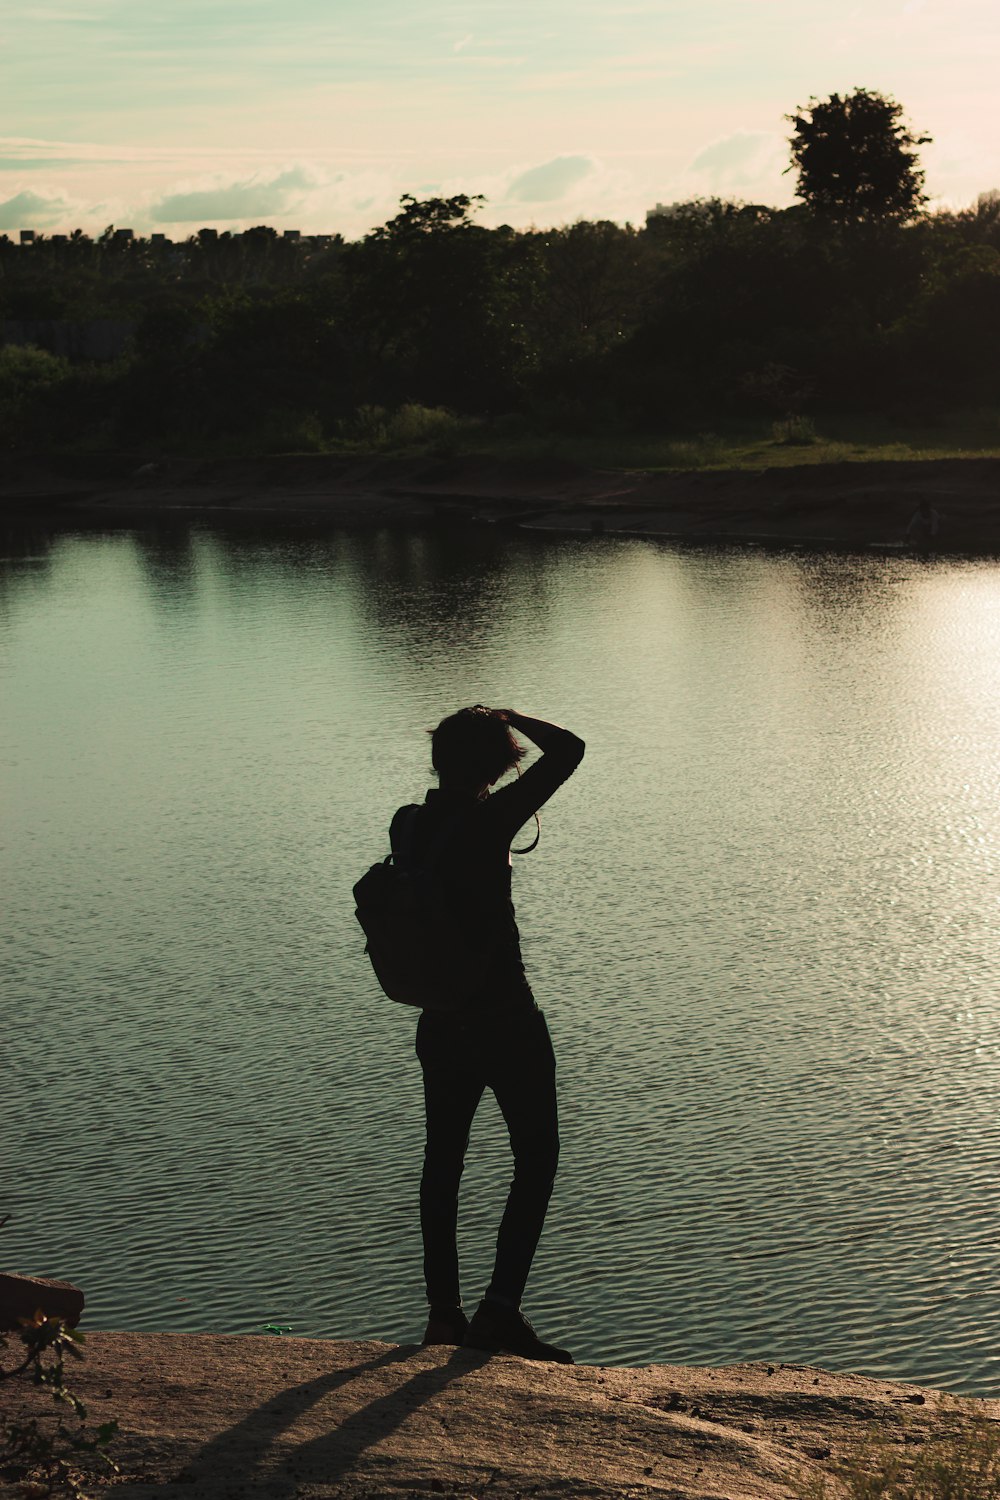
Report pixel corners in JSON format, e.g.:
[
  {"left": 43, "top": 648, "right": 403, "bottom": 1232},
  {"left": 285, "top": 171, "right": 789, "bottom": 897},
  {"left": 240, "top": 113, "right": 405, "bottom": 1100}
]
[{"left": 5, "top": 518, "right": 1000, "bottom": 1395}]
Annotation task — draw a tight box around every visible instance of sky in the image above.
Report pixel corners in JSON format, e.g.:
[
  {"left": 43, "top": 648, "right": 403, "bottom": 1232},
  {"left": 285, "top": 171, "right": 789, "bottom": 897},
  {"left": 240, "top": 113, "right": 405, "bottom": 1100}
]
[{"left": 3, "top": 0, "right": 999, "bottom": 239}]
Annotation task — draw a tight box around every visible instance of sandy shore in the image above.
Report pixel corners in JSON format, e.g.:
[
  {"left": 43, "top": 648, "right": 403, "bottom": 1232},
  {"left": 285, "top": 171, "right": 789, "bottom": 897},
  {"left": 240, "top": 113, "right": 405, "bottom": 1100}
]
[
  {"left": 4, "top": 452, "right": 1000, "bottom": 553},
  {"left": 3, "top": 1332, "right": 996, "bottom": 1499}
]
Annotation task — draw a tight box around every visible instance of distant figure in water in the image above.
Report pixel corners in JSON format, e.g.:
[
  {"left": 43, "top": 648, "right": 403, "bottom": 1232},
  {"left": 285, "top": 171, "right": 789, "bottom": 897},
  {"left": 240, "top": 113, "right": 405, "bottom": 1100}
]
[
  {"left": 391, "top": 706, "right": 584, "bottom": 1363},
  {"left": 906, "top": 498, "right": 941, "bottom": 554}
]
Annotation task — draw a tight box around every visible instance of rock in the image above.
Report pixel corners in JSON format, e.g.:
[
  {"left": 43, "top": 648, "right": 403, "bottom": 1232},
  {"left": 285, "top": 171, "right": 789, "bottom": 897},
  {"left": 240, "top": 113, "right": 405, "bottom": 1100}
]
[
  {"left": 0, "top": 1272, "right": 85, "bottom": 1330},
  {"left": 1, "top": 1334, "right": 981, "bottom": 1500}
]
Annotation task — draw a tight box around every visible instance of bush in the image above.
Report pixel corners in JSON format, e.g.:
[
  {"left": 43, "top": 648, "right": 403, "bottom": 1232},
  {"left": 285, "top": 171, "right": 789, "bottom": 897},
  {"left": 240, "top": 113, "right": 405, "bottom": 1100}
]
[
  {"left": 259, "top": 408, "right": 325, "bottom": 453},
  {"left": 772, "top": 413, "right": 820, "bottom": 445},
  {"left": 337, "top": 402, "right": 462, "bottom": 452},
  {"left": 0, "top": 343, "right": 74, "bottom": 450},
  {"left": 0, "top": 342, "right": 71, "bottom": 397},
  {"left": 339, "top": 404, "right": 388, "bottom": 447},
  {"left": 1, "top": 1312, "right": 119, "bottom": 1496},
  {"left": 385, "top": 403, "right": 460, "bottom": 447}
]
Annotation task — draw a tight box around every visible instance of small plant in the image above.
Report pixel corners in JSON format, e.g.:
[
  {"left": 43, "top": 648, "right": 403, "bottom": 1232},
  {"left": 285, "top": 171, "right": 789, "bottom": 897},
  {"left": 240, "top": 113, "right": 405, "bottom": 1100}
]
[
  {"left": 337, "top": 402, "right": 462, "bottom": 452},
  {"left": 340, "top": 403, "right": 389, "bottom": 447},
  {"left": 0, "top": 1311, "right": 119, "bottom": 1498},
  {"left": 0, "top": 343, "right": 75, "bottom": 452},
  {"left": 259, "top": 407, "right": 325, "bottom": 452},
  {"left": 797, "top": 1414, "right": 1000, "bottom": 1499},
  {"left": 384, "top": 403, "right": 459, "bottom": 447},
  {"left": 772, "top": 413, "right": 820, "bottom": 446}
]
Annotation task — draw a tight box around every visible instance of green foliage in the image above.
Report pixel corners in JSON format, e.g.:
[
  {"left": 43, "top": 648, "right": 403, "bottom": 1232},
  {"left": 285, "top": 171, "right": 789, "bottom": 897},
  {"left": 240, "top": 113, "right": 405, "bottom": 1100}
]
[
  {"left": 5, "top": 149, "right": 1000, "bottom": 458},
  {"left": 463, "top": 411, "right": 1000, "bottom": 471},
  {"left": 530, "top": 220, "right": 649, "bottom": 361},
  {"left": 0, "top": 344, "right": 74, "bottom": 450},
  {"left": 367, "top": 192, "right": 486, "bottom": 241},
  {"left": 899, "top": 246, "right": 1000, "bottom": 401},
  {"left": 259, "top": 408, "right": 326, "bottom": 453},
  {"left": 0, "top": 343, "right": 71, "bottom": 396},
  {"left": 337, "top": 402, "right": 464, "bottom": 452},
  {"left": 739, "top": 362, "right": 815, "bottom": 416},
  {"left": 787, "top": 88, "right": 931, "bottom": 224},
  {"left": 385, "top": 403, "right": 461, "bottom": 447},
  {"left": 772, "top": 414, "right": 819, "bottom": 445},
  {"left": 343, "top": 194, "right": 536, "bottom": 412},
  {"left": 0, "top": 1311, "right": 119, "bottom": 1497}
]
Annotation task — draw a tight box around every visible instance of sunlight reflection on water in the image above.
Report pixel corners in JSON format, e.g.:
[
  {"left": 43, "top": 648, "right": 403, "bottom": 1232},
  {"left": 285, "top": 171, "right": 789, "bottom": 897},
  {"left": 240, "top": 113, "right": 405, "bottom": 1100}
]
[{"left": 4, "top": 522, "right": 1000, "bottom": 1393}]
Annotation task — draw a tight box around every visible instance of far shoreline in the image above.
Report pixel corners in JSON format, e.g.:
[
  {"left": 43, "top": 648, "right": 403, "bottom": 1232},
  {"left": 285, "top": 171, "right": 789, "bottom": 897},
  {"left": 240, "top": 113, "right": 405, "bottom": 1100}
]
[{"left": 4, "top": 450, "right": 1000, "bottom": 556}]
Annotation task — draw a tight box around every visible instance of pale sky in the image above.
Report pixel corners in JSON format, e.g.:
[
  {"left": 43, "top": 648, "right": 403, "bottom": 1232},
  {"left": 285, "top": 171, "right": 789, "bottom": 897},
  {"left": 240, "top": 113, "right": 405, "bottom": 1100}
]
[{"left": 3, "top": 0, "right": 999, "bottom": 238}]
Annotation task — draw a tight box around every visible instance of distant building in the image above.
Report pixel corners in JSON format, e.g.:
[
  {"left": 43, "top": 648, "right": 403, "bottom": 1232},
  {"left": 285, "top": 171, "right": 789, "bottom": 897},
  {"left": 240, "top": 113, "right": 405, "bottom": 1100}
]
[
  {"left": 51, "top": 234, "right": 68, "bottom": 245},
  {"left": 283, "top": 229, "right": 300, "bottom": 241},
  {"left": 113, "top": 228, "right": 134, "bottom": 243},
  {"left": 19, "top": 230, "right": 35, "bottom": 244},
  {"left": 150, "top": 233, "right": 169, "bottom": 245}
]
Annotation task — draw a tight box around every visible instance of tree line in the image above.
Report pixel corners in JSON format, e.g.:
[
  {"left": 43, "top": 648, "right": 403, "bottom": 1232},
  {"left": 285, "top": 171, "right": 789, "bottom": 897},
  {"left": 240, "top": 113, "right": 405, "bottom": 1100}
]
[{"left": 2, "top": 89, "right": 999, "bottom": 455}]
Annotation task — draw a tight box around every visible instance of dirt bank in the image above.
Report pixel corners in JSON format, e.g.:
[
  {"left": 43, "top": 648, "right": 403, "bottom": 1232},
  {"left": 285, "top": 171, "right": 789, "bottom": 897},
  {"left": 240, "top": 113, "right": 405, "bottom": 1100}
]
[
  {"left": 4, "top": 452, "right": 1000, "bottom": 552},
  {"left": 3, "top": 1332, "right": 996, "bottom": 1499}
]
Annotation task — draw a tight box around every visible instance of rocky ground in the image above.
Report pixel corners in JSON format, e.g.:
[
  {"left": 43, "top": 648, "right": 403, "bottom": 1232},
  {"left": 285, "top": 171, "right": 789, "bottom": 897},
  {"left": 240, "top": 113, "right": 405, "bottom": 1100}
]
[
  {"left": 4, "top": 453, "right": 1000, "bottom": 552},
  {"left": 3, "top": 1331, "right": 998, "bottom": 1500}
]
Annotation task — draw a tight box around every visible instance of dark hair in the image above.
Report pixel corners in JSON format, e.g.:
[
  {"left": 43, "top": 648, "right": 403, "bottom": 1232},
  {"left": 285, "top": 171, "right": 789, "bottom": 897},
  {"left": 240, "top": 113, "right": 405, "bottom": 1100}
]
[{"left": 429, "top": 706, "right": 525, "bottom": 790}]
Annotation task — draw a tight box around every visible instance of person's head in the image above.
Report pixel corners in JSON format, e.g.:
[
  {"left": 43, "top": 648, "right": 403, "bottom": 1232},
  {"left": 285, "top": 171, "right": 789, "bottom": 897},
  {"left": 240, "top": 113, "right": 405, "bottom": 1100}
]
[{"left": 429, "top": 705, "right": 525, "bottom": 795}]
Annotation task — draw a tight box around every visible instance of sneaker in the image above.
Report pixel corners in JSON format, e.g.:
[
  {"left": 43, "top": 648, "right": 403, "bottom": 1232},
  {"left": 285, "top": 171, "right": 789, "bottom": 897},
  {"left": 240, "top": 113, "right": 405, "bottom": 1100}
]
[
  {"left": 464, "top": 1300, "right": 574, "bottom": 1364},
  {"left": 422, "top": 1307, "right": 470, "bottom": 1346}
]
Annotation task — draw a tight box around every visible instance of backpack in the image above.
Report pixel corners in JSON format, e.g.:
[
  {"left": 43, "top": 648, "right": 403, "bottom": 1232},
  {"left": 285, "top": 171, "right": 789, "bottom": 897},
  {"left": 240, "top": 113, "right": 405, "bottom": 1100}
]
[{"left": 353, "top": 804, "right": 482, "bottom": 1010}]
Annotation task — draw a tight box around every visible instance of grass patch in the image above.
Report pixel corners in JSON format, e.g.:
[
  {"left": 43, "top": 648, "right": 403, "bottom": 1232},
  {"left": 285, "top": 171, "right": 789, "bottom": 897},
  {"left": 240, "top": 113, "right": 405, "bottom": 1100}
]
[
  {"left": 334, "top": 403, "right": 468, "bottom": 454},
  {"left": 437, "top": 405, "right": 1000, "bottom": 468},
  {"left": 35, "top": 404, "right": 1000, "bottom": 472},
  {"left": 796, "top": 1414, "right": 1000, "bottom": 1499},
  {"left": 455, "top": 409, "right": 1000, "bottom": 472}
]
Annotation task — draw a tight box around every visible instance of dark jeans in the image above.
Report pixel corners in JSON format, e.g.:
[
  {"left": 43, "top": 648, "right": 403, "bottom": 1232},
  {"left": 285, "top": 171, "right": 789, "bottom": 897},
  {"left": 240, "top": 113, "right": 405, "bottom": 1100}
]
[{"left": 415, "top": 1005, "right": 559, "bottom": 1308}]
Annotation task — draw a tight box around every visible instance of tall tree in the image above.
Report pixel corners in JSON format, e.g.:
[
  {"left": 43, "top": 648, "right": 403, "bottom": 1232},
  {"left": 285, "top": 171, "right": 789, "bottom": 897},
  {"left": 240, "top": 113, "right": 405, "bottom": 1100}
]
[
  {"left": 345, "top": 194, "right": 537, "bottom": 409},
  {"left": 787, "top": 88, "right": 931, "bottom": 223}
]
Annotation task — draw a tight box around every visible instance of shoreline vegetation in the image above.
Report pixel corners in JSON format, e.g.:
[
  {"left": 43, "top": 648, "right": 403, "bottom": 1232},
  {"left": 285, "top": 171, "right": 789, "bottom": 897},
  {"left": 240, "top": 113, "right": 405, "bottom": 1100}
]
[
  {"left": 4, "top": 1330, "right": 1000, "bottom": 1499},
  {"left": 3, "top": 163, "right": 1000, "bottom": 524},
  {"left": 5, "top": 447, "right": 1000, "bottom": 554}
]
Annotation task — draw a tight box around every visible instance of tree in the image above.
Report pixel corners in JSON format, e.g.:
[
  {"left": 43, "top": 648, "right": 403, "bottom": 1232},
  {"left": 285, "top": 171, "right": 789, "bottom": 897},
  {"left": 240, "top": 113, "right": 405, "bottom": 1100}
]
[
  {"left": 787, "top": 88, "right": 931, "bottom": 223},
  {"left": 367, "top": 192, "right": 485, "bottom": 241},
  {"left": 345, "top": 195, "right": 537, "bottom": 409}
]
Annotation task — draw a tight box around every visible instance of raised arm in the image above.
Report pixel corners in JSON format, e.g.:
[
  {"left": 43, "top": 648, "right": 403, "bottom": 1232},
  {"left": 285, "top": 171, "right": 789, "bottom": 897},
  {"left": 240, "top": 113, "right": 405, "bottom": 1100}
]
[{"left": 486, "top": 710, "right": 585, "bottom": 840}]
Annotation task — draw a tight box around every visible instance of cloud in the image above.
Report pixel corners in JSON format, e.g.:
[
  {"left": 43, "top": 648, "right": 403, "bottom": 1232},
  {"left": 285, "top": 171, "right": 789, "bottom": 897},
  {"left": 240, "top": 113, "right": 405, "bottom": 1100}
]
[
  {"left": 0, "top": 188, "right": 74, "bottom": 228},
  {"left": 687, "top": 131, "right": 788, "bottom": 193},
  {"left": 0, "top": 159, "right": 100, "bottom": 172},
  {"left": 146, "top": 165, "right": 408, "bottom": 237},
  {"left": 506, "top": 155, "right": 595, "bottom": 203},
  {"left": 149, "top": 165, "right": 314, "bottom": 223}
]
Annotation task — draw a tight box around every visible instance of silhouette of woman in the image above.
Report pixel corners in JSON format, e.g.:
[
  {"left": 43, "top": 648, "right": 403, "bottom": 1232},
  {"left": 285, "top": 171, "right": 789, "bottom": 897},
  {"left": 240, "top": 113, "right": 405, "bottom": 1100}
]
[{"left": 390, "top": 706, "right": 584, "bottom": 1363}]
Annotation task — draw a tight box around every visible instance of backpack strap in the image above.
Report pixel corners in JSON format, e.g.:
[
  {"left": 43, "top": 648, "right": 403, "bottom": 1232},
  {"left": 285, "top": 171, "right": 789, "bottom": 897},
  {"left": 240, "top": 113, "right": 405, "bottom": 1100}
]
[
  {"left": 390, "top": 805, "right": 422, "bottom": 865},
  {"left": 391, "top": 803, "right": 465, "bottom": 873}
]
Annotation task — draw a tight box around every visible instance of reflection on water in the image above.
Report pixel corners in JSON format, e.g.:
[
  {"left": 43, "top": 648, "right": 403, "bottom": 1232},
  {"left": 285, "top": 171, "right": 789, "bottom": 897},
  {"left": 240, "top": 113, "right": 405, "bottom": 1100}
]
[{"left": 5, "top": 521, "right": 1000, "bottom": 1394}]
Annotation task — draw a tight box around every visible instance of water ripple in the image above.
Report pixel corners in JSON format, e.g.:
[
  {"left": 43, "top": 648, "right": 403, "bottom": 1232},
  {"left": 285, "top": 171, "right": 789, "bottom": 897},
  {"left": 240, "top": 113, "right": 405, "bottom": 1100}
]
[{"left": 5, "top": 527, "right": 1000, "bottom": 1392}]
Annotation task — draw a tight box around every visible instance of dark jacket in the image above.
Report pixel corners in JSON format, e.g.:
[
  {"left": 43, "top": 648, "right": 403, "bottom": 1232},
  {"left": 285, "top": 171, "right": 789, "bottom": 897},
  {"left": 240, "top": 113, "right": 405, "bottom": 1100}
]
[{"left": 389, "top": 727, "right": 584, "bottom": 1012}]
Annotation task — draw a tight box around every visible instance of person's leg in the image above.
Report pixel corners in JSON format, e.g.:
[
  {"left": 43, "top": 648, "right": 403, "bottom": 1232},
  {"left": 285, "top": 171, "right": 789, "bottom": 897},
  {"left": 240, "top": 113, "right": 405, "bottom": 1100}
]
[
  {"left": 486, "top": 1009, "right": 560, "bottom": 1304},
  {"left": 464, "top": 1009, "right": 571, "bottom": 1362},
  {"left": 415, "top": 1013, "right": 485, "bottom": 1337}
]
